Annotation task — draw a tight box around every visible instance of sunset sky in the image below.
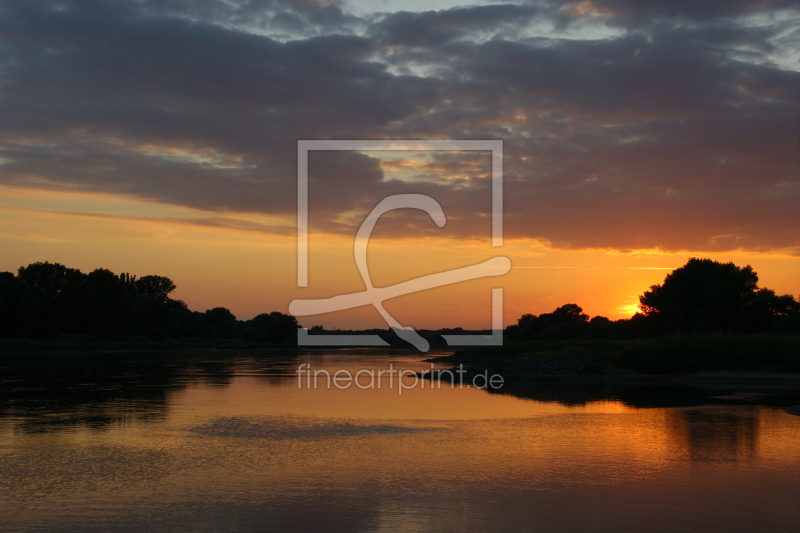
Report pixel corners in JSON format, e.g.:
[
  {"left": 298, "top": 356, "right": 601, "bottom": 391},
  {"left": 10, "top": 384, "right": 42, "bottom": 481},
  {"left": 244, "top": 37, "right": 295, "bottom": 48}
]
[{"left": 0, "top": 0, "right": 798, "bottom": 329}]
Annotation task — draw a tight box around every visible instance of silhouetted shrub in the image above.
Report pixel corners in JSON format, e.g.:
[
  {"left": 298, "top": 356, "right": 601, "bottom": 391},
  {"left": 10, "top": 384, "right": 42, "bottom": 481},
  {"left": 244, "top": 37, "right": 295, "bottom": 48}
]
[{"left": 1, "top": 262, "right": 298, "bottom": 344}]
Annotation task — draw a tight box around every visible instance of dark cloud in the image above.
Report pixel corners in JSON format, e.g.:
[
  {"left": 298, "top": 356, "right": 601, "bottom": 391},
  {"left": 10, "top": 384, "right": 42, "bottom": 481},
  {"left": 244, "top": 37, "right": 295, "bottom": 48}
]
[
  {"left": 551, "top": 0, "right": 799, "bottom": 23},
  {"left": 142, "top": 0, "right": 362, "bottom": 35},
  {"left": 370, "top": 4, "right": 546, "bottom": 47},
  {"left": 0, "top": 0, "right": 797, "bottom": 254}
]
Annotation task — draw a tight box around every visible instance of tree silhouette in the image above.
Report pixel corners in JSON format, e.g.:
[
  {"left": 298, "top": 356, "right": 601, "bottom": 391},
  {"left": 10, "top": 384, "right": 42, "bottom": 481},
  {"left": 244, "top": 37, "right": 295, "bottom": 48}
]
[
  {"left": 1, "top": 262, "right": 299, "bottom": 343},
  {"left": 17, "top": 261, "right": 83, "bottom": 298},
  {"left": 240, "top": 312, "right": 300, "bottom": 343},
  {"left": 0, "top": 271, "right": 49, "bottom": 337},
  {"left": 507, "top": 303, "right": 590, "bottom": 341},
  {"left": 639, "top": 258, "right": 798, "bottom": 333},
  {"left": 135, "top": 275, "right": 176, "bottom": 301},
  {"left": 119, "top": 272, "right": 137, "bottom": 289},
  {"left": 551, "top": 303, "right": 589, "bottom": 322},
  {"left": 69, "top": 269, "right": 131, "bottom": 336},
  {"left": 506, "top": 258, "right": 800, "bottom": 340}
]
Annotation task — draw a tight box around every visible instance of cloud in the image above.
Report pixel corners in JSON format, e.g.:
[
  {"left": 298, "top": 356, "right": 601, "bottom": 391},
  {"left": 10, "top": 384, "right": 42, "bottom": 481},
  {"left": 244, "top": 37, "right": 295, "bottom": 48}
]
[
  {"left": 551, "top": 0, "right": 799, "bottom": 23},
  {"left": 0, "top": 0, "right": 797, "bottom": 254},
  {"left": 369, "top": 4, "right": 547, "bottom": 47}
]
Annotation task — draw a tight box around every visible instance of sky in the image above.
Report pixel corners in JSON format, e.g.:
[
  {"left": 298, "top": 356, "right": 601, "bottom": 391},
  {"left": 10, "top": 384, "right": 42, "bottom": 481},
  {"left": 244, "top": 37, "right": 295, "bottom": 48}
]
[{"left": 0, "top": 0, "right": 798, "bottom": 329}]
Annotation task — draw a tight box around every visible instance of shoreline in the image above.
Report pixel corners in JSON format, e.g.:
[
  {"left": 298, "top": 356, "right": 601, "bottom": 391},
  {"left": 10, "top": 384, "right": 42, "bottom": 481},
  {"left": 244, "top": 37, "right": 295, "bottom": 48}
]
[
  {"left": 421, "top": 340, "right": 800, "bottom": 388},
  {"left": 420, "top": 366, "right": 800, "bottom": 387}
]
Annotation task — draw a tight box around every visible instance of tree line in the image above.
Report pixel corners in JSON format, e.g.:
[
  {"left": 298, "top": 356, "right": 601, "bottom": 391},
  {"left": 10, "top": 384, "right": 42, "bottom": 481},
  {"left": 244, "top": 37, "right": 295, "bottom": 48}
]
[
  {"left": 0, "top": 262, "right": 297, "bottom": 343},
  {"left": 506, "top": 258, "right": 800, "bottom": 341},
  {"left": 1, "top": 257, "right": 798, "bottom": 344}
]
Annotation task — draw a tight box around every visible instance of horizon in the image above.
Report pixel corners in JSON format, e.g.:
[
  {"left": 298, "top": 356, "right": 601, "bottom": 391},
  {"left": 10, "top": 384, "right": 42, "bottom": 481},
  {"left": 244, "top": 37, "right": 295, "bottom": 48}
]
[{"left": 3, "top": 252, "right": 798, "bottom": 331}]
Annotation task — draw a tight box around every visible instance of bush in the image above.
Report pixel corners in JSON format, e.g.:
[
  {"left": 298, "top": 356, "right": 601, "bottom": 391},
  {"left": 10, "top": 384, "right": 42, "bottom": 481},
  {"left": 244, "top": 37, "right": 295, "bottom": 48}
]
[{"left": 617, "top": 335, "right": 800, "bottom": 374}]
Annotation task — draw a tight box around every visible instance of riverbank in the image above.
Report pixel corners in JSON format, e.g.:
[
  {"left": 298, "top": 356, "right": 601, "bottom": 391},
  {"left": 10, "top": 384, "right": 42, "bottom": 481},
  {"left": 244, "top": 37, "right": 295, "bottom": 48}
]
[
  {"left": 421, "top": 335, "right": 800, "bottom": 386},
  {"left": 0, "top": 335, "right": 298, "bottom": 355},
  {"left": 0, "top": 335, "right": 451, "bottom": 356}
]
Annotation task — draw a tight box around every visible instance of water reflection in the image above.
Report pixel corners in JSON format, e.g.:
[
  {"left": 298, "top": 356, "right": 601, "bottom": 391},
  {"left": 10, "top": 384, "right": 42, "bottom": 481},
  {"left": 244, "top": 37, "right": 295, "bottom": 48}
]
[
  {"left": 0, "top": 351, "right": 300, "bottom": 433},
  {"left": 1, "top": 351, "right": 799, "bottom": 432},
  {"left": 0, "top": 351, "right": 798, "bottom": 533},
  {"left": 662, "top": 407, "right": 760, "bottom": 463}
]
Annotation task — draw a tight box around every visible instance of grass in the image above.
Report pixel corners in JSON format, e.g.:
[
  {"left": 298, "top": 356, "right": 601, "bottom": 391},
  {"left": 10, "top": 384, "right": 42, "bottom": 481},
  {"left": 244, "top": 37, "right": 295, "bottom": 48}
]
[
  {"left": 616, "top": 334, "right": 800, "bottom": 374},
  {"left": 451, "top": 334, "right": 800, "bottom": 375}
]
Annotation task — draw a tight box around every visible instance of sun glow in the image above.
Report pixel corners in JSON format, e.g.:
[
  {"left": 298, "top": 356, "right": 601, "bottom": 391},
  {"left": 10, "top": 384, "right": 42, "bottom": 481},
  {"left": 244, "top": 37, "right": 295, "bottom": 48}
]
[
  {"left": 617, "top": 304, "right": 642, "bottom": 317},
  {"left": 1, "top": 185, "right": 798, "bottom": 328}
]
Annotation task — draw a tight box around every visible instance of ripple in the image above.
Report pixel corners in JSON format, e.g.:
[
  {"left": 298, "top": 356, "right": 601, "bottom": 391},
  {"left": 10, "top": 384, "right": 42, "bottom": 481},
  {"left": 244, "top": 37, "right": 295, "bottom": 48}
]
[{"left": 188, "top": 415, "right": 444, "bottom": 440}]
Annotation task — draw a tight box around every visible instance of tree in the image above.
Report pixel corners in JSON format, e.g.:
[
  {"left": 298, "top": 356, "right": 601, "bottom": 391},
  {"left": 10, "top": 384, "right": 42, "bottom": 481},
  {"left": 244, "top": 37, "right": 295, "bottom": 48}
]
[
  {"left": 17, "top": 262, "right": 84, "bottom": 297},
  {"left": 736, "top": 288, "right": 800, "bottom": 333},
  {"left": 119, "top": 272, "right": 137, "bottom": 290},
  {"left": 203, "top": 307, "right": 237, "bottom": 337},
  {"left": 205, "top": 307, "right": 236, "bottom": 322},
  {"left": 506, "top": 304, "right": 590, "bottom": 341},
  {"left": 73, "top": 268, "right": 131, "bottom": 335},
  {"left": 551, "top": 303, "right": 589, "bottom": 323},
  {"left": 0, "top": 271, "right": 50, "bottom": 338},
  {"left": 239, "top": 312, "right": 299, "bottom": 343},
  {"left": 135, "top": 275, "right": 176, "bottom": 301},
  {"left": 638, "top": 258, "right": 798, "bottom": 333},
  {"left": 2, "top": 261, "right": 301, "bottom": 342}
]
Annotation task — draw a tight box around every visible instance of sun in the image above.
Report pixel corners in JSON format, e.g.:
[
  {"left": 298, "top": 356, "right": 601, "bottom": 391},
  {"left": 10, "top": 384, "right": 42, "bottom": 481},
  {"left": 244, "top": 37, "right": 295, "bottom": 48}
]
[{"left": 617, "top": 303, "right": 641, "bottom": 317}]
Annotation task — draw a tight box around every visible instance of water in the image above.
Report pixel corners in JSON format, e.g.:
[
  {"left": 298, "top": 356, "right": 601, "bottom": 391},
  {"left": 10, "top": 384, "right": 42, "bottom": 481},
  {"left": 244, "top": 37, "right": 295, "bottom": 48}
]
[{"left": 1, "top": 350, "right": 798, "bottom": 532}]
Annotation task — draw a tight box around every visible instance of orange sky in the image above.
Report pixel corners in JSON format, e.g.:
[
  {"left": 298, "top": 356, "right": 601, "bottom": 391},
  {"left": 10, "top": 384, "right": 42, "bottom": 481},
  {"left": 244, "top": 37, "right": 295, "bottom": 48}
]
[{"left": 1, "top": 184, "right": 797, "bottom": 329}]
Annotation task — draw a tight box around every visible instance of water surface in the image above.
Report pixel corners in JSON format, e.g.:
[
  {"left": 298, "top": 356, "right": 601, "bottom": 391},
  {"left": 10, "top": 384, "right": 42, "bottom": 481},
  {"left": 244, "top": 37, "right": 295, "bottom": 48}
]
[{"left": 1, "top": 350, "right": 798, "bottom": 532}]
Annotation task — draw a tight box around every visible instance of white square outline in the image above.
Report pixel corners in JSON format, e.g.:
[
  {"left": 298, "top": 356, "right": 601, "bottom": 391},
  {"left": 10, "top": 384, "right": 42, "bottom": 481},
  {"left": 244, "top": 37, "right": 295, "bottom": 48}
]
[{"left": 297, "top": 140, "right": 504, "bottom": 347}]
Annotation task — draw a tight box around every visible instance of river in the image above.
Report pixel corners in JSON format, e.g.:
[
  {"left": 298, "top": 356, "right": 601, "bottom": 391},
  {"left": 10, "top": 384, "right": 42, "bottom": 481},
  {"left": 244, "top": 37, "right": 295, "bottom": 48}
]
[{"left": 1, "top": 349, "right": 798, "bottom": 532}]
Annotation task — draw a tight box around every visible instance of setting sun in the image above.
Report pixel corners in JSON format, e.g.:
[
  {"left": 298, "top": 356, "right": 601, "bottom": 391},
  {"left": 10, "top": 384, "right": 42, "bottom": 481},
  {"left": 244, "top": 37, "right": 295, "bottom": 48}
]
[{"left": 617, "top": 304, "right": 642, "bottom": 317}]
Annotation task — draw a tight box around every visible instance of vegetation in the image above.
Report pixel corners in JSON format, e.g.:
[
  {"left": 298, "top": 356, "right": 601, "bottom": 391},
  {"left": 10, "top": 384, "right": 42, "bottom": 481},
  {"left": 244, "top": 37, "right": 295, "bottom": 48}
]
[
  {"left": 506, "top": 258, "right": 800, "bottom": 341},
  {"left": 0, "top": 335, "right": 287, "bottom": 353},
  {"left": 0, "top": 262, "right": 298, "bottom": 345},
  {"left": 639, "top": 258, "right": 799, "bottom": 334},
  {"left": 460, "top": 258, "right": 800, "bottom": 376},
  {"left": 616, "top": 334, "right": 800, "bottom": 374},
  {"left": 450, "top": 335, "right": 800, "bottom": 375},
  {"left": 1, "top": 257, "right": 798, "bottom": 365}
]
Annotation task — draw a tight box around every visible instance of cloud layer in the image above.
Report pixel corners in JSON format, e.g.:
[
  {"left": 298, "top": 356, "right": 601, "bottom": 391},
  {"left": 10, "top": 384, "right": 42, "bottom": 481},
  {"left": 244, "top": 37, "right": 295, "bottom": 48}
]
[{"left": 0, "top": 0, "right": 797, "bottom": 253}]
